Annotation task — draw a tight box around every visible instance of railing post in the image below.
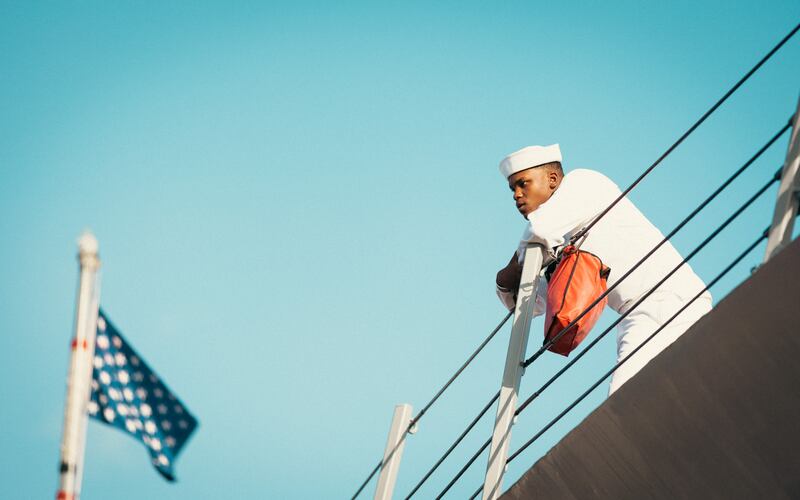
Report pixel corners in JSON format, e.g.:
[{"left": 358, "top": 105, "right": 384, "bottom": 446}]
[
  {"left": 482, "top": 243, "right": 545, "bottom": 500},
  {"left": 373, "top": 403, "right": 413, "bottom": 500},
  {"left": 765, "top": 96, "right": 800, "bottom": 262}
]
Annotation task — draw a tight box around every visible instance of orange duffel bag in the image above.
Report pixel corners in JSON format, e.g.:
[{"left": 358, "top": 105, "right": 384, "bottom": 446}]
[{"left": 544, "top": 245, "right": 611, "bottom": 356}]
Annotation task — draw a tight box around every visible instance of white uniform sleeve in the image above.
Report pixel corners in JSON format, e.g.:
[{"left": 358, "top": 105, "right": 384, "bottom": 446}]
[
  {"left": 496, "top": 285, "right": 516, "bottom": 311},
  {"left": 496, "top": 275, "right": 548, "bottom": 316},
  {"left": 520, "top": 169, "right": 623, "bottom": 250}
]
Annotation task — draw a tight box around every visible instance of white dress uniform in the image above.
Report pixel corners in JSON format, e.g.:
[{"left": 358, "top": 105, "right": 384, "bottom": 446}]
[{"left": 497, "top": 147, "right": 712, "bottom": 394}]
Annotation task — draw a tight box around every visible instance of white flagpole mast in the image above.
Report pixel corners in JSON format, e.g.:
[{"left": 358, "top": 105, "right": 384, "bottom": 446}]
[{"left": 57, "top": 231, "right": 101, "bottom": 500}]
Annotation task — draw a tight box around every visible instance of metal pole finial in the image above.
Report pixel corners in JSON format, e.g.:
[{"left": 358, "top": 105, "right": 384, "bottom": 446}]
[{"left": 77, "top": 231, "right": 99, "bottom": 268}]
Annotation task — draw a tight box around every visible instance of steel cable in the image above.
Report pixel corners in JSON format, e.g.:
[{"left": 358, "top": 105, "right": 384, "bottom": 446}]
[
  {"left": 403, "top": 391, "right": 500, "bottom": 499},
  {"left": 351, "top": 311, "right": 512, "bottom": 499},
  {"left": 351, "top": 23, "right": 798, "bottom": 496},
  {"left": 505, "top": 228, "right": 770, "bottom": 468},
  {"left": 436, "top": 436, "right": 492, "bottom": 499},
  {"left": 408, "top": 311, "right": 512, "bottom": 430},
  {"left": 439, "top": 169, "right": 781, "bottom": 497},
  {"left": 430, "top": 138, "right": 787, "bottom": 498},
  {"left": 464, "top": 228, "right": 770, "bottom": 500},
  {"left": 523, "top": 121, "right": 791, "bottom": 369},
  {"left": 351, "top": 461, "right": 382, "bottom": 500},
  {"left": 422, "top": 122, "right": 789, "bottom": 498},
  {"left": 516, "top": 163, "right": 786, "bottom": 412},
  {"left": 570, "top": 21, "right": 799, "bottom": 244}
]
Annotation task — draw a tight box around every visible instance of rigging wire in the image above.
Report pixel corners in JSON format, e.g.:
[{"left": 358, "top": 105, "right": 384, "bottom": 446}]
[
  {"left": 404, "top": 391, "right": 500, "bottom": 499},
  {"left": 570, "top": 21, "right": 799, "bottom": 244},
  {"left": 351, "top": 311, "right": 512, "bottom": 499},
  {"left": 439, "top": 169, "right": 782, "bottom": 497},
  {"left": 351, "top": 422, "right": 412, "bottom": 499},
  {"left": 412, "top": 125, "right": 789, "bottom": 498},
  {"left": 436, "top": 436, "right": 492, "bottom": 499},
  {"left": 351, "top": 21, "right": 799, "bottom": 498},
  {"left": 408, "top": 311, "right": 512, "bottom": 430},
  {"left": 351, "top": 461, "right": 381, "bottom": 500},
  {"left": 516, "top": 167, "right": 782, "bottom": 414},
  {"left": 464, "top": 228, "right": 771, "bottom": 500},
  {"left": 523, "top": 121, "right": 791, "bottom": 369},
  {"left": 505, "top": 228, "right": 770, "bottom": 468}
]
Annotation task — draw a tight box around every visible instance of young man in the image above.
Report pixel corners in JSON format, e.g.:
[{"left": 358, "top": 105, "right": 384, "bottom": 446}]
[{"left": 495, "top": 144, "right": 712, "bottom": 394}]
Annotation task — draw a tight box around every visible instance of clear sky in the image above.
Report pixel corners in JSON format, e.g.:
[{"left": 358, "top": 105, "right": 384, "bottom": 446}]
[{"left": 1, "top": 2, "right": 798, "bottom": 499}]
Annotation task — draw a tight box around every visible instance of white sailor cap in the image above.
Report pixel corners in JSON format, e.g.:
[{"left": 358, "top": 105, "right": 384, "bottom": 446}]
[{"left": 498, "top": 144, "right": 562, "bottom": 179}]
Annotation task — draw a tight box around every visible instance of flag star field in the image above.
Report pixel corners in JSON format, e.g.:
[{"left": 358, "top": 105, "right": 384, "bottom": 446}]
[{"left": 89, "top": 310, "right": 197, "bottom": 481}]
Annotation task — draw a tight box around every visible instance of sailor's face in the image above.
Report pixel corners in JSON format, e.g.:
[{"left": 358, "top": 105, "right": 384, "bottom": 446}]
[{"left": 508, "top": 167, "right": 558, "bottom": 218}]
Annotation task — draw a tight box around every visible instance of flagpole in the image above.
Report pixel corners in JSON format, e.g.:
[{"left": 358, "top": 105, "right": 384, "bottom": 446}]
[{"left": 57, "top": 231, "right": 101, "bottom": 500}]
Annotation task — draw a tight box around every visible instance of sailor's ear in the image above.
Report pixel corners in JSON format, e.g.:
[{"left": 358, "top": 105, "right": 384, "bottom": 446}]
[{"left": 548, "top": 170, "right": 560, "bottom": 189}]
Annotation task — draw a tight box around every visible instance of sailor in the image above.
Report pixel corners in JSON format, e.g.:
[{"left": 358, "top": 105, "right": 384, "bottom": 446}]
[{"left": 495, "top": 144, "right": 712, "bottom": 393}]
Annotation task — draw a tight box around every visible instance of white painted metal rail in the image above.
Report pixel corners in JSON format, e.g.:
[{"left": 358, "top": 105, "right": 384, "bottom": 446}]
[
  {"left": 765, "top": 97, "right": 800, "bottom": 262},
  {"left": 374, "top": 403, "right": 414, "bottom": 500},
  {"left": 482, "top": 243, "right": 545, "bottom": 500}
]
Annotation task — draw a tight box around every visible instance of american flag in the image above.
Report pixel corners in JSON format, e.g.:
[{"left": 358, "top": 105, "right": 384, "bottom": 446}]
[{"left": 88, "top": 310, "right": 198, "bottom": 481}]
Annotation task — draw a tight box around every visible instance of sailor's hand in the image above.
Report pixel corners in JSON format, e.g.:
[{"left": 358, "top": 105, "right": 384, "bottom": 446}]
[{"left": 496, "top": 251, "right": 523, "bottom": 292}]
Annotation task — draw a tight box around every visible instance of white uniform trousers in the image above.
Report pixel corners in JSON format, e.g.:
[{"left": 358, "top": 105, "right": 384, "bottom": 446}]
[{"left": 609, "top": 290, "right": 712, "bottom": 394}]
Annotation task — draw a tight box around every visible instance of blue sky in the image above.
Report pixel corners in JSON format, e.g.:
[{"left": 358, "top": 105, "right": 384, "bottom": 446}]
[{"left": 1, "top": 2, "right": 798, "bottom": 498}]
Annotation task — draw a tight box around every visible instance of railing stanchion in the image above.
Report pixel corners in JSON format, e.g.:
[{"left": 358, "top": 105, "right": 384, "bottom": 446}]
[
  {"left": 482, "top": 243, "right": 544, "bottom": 500},
  {"left": 765, "top": 97, "right": 800, "bottom": 262},
  {"left": 374, "top": 403, "right": 413, "bottom": 500}
]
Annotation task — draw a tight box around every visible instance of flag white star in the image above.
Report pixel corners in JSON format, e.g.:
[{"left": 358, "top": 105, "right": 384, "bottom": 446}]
[
  {"left": 97, "top": 335, "right": 110, "bottom": 349},
  {"left": 115, "top": 352, "right": 127, "bottom": 366}
]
